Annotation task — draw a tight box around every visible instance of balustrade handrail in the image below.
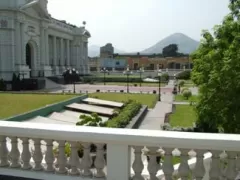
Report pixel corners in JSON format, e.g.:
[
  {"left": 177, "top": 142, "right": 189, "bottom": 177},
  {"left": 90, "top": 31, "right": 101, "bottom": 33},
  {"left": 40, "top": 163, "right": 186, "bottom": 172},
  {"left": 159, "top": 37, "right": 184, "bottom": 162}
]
[{"left": 0, "top": 121, "right": 239, "bottom": 151}]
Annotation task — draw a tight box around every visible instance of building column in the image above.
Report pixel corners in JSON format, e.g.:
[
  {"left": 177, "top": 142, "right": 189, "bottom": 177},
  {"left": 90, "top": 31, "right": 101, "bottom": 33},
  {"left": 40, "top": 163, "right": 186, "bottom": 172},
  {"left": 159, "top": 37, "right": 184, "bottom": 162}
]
[
  {"left": 85, "top": 42, "right": 89, "bottom": 74},
  {"left": 80, "top": 42, "right": 84, "bottom": 73},
  {"left": 69, "top": 40, "right": 73, "bottom": 66},
  {"left": 20, "top": 22, "right": 26, "bottom": 65},
  {"left": 66, "top": 39, "right": 70, "bottom": 67},
  {"left": 52, "top": 36, "right": 59, "bottom": 75},
  {"left": 40, "top": 27, "right": 46, "bottom": 67},
  {"left": 45, "top": 30, "right": 49, "bottom": 66},
  {"left": 60, "top": 38, "right": 64, "bottom": 66},
  {"left": 15, "top": 21, "right": 21, "bottom": 66},
  {"left": 53, "top": 36, "right": 57, "bottom": 66}
]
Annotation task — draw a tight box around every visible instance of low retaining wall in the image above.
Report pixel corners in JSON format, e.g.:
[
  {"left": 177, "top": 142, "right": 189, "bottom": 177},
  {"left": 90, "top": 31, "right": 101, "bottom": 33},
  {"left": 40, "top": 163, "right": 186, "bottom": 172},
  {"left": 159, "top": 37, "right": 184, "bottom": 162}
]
[
  {"left": 164, "top": 104, "right": 175, "bottom": 123},
  {"left": 126, "top": 105, "right": 148, "bottom": 129},
  {"left": 5, "top": 94, "right": 88, "bottom": 122}
]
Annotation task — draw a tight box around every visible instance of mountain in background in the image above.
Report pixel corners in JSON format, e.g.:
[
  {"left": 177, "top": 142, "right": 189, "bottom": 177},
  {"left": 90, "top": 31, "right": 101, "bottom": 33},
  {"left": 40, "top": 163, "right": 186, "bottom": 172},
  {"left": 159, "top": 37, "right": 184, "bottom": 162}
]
[
  {"left": 89, "top": 33, "right": 200, "bottom": 57},
  {"left": 88, "top": 45, "right": 125, "bottom": 57},
  {"left": 141, "top": 33, "right": 200, "bottom": 54}
]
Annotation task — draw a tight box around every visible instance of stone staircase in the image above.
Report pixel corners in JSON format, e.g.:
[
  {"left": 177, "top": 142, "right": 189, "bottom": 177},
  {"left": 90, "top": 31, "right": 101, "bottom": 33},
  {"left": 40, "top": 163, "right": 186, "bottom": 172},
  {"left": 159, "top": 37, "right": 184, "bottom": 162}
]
[
  {"left": 23, "top": 98, "right": 124, "bottom": 125},
  {"left": 44, "top": 77, "right": 64, "bottom": 90}
]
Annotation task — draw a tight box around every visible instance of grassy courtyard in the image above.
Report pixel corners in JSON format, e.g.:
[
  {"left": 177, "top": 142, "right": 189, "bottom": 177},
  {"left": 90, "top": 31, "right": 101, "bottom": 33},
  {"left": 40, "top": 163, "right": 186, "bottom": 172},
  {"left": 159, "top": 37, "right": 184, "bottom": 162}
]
[
  {"left": 169, "top": 105, "right": 196, "bottom": 127},
  {"left": 89, "top": 93, "right": 158, "bottom": 108},
  {"left": 0, "top": 93, "right": 78, "bottom": 119}
]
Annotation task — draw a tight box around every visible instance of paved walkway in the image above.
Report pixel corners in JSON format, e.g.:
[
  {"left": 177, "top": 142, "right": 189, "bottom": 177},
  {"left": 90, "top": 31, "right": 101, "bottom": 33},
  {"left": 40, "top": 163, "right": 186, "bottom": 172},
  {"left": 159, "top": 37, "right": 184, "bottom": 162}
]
[
  {"left": 138, "top": 81, "right": 175, "bottom": 130},
  {"left": 54, "top": 84, "right": 173, "bottom": 94}
]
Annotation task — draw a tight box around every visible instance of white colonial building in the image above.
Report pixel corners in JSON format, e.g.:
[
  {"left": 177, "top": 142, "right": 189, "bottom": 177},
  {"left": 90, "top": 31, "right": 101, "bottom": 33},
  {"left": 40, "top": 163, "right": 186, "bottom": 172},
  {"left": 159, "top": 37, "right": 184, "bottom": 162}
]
[{"left": 0, "top": 0, "right": 90, "bottom": 81}]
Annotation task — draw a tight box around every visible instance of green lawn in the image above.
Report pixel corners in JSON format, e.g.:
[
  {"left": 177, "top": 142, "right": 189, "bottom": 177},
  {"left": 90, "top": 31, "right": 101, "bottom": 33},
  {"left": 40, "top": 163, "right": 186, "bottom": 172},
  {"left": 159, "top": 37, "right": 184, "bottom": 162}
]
[
  {"left": 0, "top": 94, "right": 78, "bottom": 119},
  {"left": 89, "top": 93, "right": 158, "bottom": 108},
  {"left": 175, "top": 95, "right": 199, "bottom": 102},
  {"left": 169, "top": 105, "right": 196, "bottom": 127},
  {"left": 95, "top": 82, "right": 166, "bottom": 87}
]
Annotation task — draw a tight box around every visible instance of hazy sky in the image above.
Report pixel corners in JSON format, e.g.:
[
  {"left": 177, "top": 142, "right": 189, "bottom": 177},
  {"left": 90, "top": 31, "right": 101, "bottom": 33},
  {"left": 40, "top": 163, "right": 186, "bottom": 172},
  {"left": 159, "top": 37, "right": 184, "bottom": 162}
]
[{"left": 48, "top": 0, "right": 230, "bottom": 52}]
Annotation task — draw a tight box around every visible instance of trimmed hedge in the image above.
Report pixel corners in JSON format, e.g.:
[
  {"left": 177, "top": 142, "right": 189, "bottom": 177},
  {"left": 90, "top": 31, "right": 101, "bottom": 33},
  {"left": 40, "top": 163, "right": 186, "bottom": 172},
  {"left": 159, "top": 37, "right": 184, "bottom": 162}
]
[
  {"left": 176, "top": 70, "right": 191, "bottom": 80},
  {"left": 0, "top": 79, "right": 6, "bottom": 91},
  {"left": 107, "top": 100, "right": 142, "bottom": 128}
]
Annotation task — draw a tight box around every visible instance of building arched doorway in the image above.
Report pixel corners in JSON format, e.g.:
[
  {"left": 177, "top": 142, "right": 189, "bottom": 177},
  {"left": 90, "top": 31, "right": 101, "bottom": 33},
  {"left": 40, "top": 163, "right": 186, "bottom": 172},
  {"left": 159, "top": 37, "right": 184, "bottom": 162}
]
[{"left": 26, "top": 43, "right": 33, "bottom": 77}]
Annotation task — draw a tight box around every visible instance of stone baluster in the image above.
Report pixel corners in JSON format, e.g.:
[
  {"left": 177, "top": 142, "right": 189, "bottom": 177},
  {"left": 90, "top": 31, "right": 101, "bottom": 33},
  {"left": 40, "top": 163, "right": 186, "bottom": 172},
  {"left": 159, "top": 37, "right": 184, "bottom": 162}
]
[
  {"left": 44, "top": 139, "right": 55, "bottom": 172},
  {"left": 94, "top": 144, "right": 106, "bottom": 178},
  {"left": 147, "top": 147, "right": 160, "bottom": 180},
  {"left": 0, "top": 136, "right": 9, "bottom": 167},
  {"left": 225, "top": 151, "right": 238, "bottom": 180},
  {"left": 162, "top": 148, "right": 174, "bottom": 180},
  {"left": 69, "top": 141, "right": 79, "bottom": 175},
  {"left": 56, "top": 140, "right": 67, "bottom": 174},
  {"left": 132, "top": 146, "right": 144, "bottom": 180},
  {"left": 81, "top": 143, "right": 92, "bottom": 176},
  {"left": 33, "top": 139, "right": 43, "bottom": 171},
  {"left": 21, "top": 138, "right": 32, "bottom": 169},
  {"left": 209, "top": 150, "right": 221, "bottom": 179},
  {"left": 192, "top": 150, "right": 205, "bottom": 180},
  {"left": 10, "top": 137, "right": 21, "bottom": 168},
  {"left": 178, "top": 149, "right": 190, "bottom": 180}
]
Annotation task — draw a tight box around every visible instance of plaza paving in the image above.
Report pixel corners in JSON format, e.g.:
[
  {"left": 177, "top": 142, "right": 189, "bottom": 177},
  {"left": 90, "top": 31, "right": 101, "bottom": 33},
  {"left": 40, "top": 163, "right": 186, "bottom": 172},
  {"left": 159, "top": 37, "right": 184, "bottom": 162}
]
[{"left": 57, "top": 84, "right": 173, "bottom": 94}]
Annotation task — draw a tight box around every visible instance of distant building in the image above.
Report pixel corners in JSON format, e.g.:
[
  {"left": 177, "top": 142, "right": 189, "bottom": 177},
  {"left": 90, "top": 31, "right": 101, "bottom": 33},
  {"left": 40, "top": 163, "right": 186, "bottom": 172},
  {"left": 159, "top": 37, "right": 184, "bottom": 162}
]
[
  {"left": 99, "top": 58, "right": 126, "bottom": 71},
  {"left": 100, "top": 43, "right": 114, "bottom": 58},
  {"left": 89, "top": 44, "right": 193, "bottom": 72},
  {"left": 113, "top": 53, "right": 193, "bottom": 70}
]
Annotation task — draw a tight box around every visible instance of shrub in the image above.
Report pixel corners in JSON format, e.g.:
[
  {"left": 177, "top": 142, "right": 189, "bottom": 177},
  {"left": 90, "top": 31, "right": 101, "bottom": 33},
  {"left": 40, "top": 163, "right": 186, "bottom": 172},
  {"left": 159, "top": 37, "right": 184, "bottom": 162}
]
[
  {"left": 0, "top": 79, "right": 6, "bottom": 91},
  {"left": 161, "top": 123, "right": 195, "bottom": 132},
  {"left": 178, "top": 80, "right": 185, "bottom": 87},
  {"left": 12, "top": 73, "right": 21, "bottom": 91},
  {"left": 176, "top": 70, "right": 191, "bottom": 80},
  {"left": 161, "top": 73, "right": 169, "bottom": 82},
  {"left": 182, "top": 89, "right": 192, "bottom": 100},
  {"left": 107, "top": 100, "right": 142, "bottom": 128},
  {"left": 76, "top": 113, "right": 103, "bottom": 126},
  {"left": 181, "top": 87, "right": 189, "bottom": 94}
]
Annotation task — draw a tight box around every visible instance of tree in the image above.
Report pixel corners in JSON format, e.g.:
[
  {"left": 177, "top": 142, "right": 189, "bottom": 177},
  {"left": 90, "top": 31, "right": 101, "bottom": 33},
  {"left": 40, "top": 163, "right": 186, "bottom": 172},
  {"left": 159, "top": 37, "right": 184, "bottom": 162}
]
[
  {"left": 162, "top": 44, "right": 178, "bottom": 57},
  {"left": 191, "top": 0, "right": 240, "bottom": 133}
]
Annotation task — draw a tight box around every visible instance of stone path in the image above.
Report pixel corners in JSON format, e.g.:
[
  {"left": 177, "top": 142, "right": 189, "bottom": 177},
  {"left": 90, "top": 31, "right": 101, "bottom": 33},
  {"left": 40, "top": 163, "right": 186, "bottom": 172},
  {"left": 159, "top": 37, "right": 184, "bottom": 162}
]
[
  {"left": 138, "top": 94, "right": 173, "bottom": 130},
  {"left": 138, "top": 80, "right": 175, "bottom": 130}
]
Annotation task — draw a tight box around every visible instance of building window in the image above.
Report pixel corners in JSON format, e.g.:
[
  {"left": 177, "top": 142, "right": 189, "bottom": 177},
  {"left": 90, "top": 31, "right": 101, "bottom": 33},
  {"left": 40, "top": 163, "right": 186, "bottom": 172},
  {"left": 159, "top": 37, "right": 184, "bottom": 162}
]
[{"left": 116, "top": 61, "right": 120, "bottom": 65}]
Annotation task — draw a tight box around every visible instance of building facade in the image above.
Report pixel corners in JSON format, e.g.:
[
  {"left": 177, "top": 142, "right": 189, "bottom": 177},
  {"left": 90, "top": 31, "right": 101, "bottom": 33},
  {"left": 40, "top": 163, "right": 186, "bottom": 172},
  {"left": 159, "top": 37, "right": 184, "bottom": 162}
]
[
  {"left": 0, "top": 0, "right": 90, "bottom": 81},
  {"left": 125, "top": 55, "right": 193, "bottom": 70}
]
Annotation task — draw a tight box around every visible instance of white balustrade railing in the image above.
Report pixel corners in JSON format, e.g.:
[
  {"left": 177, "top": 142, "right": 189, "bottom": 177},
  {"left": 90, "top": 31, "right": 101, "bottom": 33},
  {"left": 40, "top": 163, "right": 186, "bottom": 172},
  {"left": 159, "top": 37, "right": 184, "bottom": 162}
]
[{"left": 0, "top": 121, "right": 239, "bottom": 180}]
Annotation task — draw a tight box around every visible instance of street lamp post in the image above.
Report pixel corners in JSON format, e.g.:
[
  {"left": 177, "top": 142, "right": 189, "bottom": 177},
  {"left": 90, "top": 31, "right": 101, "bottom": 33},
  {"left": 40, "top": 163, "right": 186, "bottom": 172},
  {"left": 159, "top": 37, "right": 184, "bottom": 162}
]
[
  {"left": 158, "top": 69, "right": 162, "bottom": 101},
  {"left": 124, "top": 65, "right": 132, "bottom": 93},
  {"left": 138, "top": 67, "right": 144, "bottom": 87},
  {"left": 101, "top": 67, "right": 108, "bottom": 85},
  {"left": 68, "top": 68, "right": 79, "bottom": 94}
]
